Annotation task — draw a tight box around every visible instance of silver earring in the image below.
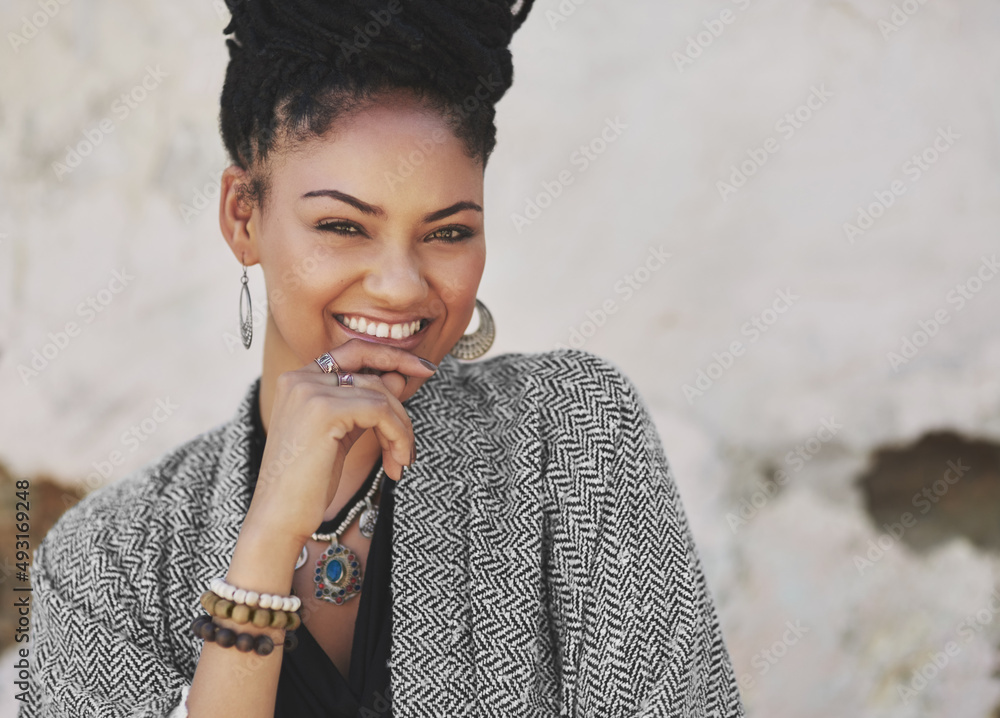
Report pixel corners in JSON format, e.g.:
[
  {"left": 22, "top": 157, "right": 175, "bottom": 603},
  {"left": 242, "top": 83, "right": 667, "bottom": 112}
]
[
  {"left": 450, "top": 298, "right": 495, "bottom": 360},
  {"left": 239, "top": 254, "right": 252, "bottom": 350}
]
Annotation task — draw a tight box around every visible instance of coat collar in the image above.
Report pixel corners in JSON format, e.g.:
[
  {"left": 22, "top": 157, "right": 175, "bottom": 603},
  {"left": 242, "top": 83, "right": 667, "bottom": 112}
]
[{"left": 200, "top": 351, "right": 545, "bottom": 715}]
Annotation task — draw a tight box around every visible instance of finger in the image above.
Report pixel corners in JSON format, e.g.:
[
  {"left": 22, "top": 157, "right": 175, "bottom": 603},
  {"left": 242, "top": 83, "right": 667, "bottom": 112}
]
[
  {"left": 353, "top": 376, "right": 413, "bottom": 478},
  {"left": 307, "top": 339, "right": 438, "bottom": 379},
  {"left": 352, "top": 366, "right": 408, "bottom": 401},
  {"left": 324, "top": 386, "right": 411, "bottom": 474},
  {"left": 293, "top": 367, "right": 415, "bottom": 478},
  {"left": 320, "top": 375, "right": 414, "bottom": 477},
  {"left": 329, "top": 372, "right": 414, "bottom": 448},
  {"left": 296, "top": 370, "right": 414, "bottom": 448},
  {"left": 368, "top": 422, "right": 406, "bottom": 482}
]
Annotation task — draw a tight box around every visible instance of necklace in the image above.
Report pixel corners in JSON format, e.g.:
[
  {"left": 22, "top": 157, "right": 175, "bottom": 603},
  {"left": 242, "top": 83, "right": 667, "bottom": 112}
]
[{"left": 293, "top": 462, "right": 386, "bottom": 605}]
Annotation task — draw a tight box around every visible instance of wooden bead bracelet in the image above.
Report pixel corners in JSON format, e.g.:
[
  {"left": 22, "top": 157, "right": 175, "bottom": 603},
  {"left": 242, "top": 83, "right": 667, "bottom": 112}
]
[
  {"left": 200, "top": 590, "right": 302, "bottom": 631},
  {"left": 190, "top": 615, "right": 298, "bottom": 655}
]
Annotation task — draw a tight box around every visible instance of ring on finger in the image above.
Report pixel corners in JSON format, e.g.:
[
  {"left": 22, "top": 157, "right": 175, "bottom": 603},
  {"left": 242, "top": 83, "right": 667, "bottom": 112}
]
[
  {"left": 336, "top": 371, "right": 354, "bottom": 388},
  {"left": 315, "top": 352, "right": 342, "bottom": 374}
]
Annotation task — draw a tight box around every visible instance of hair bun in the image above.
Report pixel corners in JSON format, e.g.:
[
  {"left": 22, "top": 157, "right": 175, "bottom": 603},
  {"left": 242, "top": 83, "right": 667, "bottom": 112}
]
[{"left": 223, "top": 0, "right": 534, "bottom": 106}]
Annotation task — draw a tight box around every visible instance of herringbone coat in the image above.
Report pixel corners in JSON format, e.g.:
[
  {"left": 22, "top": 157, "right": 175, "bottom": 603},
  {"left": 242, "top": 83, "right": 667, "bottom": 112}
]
[{"left": 18, "top": 348, "right": 745, "bottom": 717}]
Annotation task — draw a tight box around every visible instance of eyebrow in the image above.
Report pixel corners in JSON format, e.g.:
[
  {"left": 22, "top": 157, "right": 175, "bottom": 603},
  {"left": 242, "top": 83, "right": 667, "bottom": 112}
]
[
  {"left": 423, "top": 201, "right": 483, "bottom": 224},
  {"left": 301, "top": 189, "right": 482, "bottom": 224}
]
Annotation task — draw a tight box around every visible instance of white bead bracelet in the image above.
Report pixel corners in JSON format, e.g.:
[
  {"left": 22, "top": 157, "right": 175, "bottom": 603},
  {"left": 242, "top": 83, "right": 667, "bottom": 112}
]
[{"left": 209, "top": 577, "right": 301, "bottom": 613}]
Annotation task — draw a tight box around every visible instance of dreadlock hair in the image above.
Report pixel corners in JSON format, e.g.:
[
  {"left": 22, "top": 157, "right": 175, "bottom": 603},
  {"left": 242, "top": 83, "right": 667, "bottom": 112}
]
[{"left": 219, "top": 0, "right": 535, "bottom": 212}]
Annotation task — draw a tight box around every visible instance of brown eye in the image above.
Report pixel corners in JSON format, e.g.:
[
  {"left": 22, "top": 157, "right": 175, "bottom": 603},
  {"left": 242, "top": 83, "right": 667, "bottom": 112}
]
[
  {"left": 317, "top": 220, "right": 362, "bottom": 235},
  {"left": 427, "top": 226, "right": 473, "bottom": 242}
]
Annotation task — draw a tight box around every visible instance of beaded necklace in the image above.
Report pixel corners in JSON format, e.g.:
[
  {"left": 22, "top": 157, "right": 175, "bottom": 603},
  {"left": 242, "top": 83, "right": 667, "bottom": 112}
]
[{"left": 293, "top": 460, "right": 386, "bottom": 605}]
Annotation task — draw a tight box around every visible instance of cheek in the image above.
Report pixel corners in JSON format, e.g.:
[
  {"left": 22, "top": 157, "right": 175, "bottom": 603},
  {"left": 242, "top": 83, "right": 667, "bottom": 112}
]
[
  {"left": 264, "top": 243, "right": 345, "bottom": 309},
  {"left": 432, "top": 250, "right": 485, "bottom": 310}
]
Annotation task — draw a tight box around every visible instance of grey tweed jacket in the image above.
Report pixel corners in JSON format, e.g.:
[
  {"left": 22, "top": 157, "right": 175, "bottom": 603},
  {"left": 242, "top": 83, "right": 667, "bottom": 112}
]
[{"left": 18, "top": 348, "right": 745, "bottom": 717}]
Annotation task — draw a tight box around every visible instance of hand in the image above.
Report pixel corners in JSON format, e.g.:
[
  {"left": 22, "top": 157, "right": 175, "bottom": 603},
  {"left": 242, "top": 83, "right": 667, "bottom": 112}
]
[{"left": 242, "top": 339, "right": 437, "bottom": 546}]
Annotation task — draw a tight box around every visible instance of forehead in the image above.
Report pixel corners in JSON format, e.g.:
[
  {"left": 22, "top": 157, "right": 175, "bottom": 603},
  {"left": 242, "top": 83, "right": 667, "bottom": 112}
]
[{"left": 268, "top": 95, "right": 484, "bottom": 209}]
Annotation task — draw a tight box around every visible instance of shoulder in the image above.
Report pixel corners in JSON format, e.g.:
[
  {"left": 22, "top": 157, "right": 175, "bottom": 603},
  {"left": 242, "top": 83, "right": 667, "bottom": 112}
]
[
  {"left": 34, "top": 421, "right": 228, "bottom": 586},
  {"left": 445, "top": 349, "right": 649, "bottom": 466},
  {"left": 450, "top": 347, "right": 637, "bottom": 415}
]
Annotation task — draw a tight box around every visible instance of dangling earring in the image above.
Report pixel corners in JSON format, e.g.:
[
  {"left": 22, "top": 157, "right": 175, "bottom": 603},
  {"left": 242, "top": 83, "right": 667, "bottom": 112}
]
[
  {"left": 449, "top": 298, "right": 495, "bottom": 360},
  {"left": 239, "top": 253, "right": 253, "bottom": 350}
]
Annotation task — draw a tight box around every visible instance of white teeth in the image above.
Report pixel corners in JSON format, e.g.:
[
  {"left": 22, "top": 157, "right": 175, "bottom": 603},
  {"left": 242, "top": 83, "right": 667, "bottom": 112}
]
[{"left": 338, "top": 314, "right": 425, "bottom": 339}]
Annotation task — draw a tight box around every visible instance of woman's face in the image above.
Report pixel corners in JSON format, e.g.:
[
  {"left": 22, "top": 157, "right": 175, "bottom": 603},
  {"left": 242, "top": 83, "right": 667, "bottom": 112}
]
[{"left": 226, "top": 93, "right": 486, "bottom": 402}]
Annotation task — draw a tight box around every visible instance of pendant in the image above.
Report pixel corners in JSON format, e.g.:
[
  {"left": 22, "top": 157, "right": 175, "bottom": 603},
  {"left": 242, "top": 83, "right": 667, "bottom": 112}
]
[
  {"left": 313, "top": 538, "right": 363, "bottom": 604},
  {"left": 359, "top": 498, "right": 379, "bottom": 539}
]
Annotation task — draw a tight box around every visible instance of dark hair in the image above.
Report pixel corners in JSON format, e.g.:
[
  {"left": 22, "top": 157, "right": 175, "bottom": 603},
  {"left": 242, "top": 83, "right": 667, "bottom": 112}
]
[{"left": 219, "top": 0, "right": 535, "bottom": 211}]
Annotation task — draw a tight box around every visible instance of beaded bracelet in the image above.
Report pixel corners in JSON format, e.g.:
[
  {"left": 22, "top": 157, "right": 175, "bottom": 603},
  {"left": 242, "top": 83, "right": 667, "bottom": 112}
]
[
  {"left": 200, "top": 591, "right": 303, "bottom": 631},
  {"left": 190, "top": 615, "right": 299, "bottom": 655},
  {"left": 209, "top": 577, "right": 301, "bottom": 613}
]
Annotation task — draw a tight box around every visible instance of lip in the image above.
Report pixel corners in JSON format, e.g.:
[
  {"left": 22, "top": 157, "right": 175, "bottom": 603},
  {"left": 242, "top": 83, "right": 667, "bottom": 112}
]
[{"left": 333, "top": 313, "right": 432, "bottom": 349}]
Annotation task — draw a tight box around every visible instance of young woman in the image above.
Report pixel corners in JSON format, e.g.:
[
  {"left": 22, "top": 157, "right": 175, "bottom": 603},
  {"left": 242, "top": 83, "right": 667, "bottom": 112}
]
[{"left": 20, "top": 1, "right": 745, "bottom": 716}]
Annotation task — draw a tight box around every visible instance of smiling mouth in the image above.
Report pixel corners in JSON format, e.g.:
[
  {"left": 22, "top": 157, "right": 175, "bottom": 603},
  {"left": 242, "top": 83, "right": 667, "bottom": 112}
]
[{"left": 334, "top": 314, "right": 430, "bottom": 340}]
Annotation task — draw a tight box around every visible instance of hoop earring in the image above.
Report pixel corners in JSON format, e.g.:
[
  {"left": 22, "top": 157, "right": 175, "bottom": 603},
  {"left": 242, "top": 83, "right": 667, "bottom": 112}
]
[
  {"left": 239, "top": 253, "right": 253, "bottom": 350},
  {"left": 449, "top": 298, "right": 495, "bottom": 360}
]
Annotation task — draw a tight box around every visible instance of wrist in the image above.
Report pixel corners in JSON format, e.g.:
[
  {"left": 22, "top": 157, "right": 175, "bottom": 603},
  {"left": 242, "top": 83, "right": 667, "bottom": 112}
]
[
  {"left": 242, "top": 501, "right": 313, "bottom": 554},
  {"left": 239, "top": 511, "right": 309, "bottom": 555},
  {"left": 226, "top": 525, "right": 302, "bottom": 597}
]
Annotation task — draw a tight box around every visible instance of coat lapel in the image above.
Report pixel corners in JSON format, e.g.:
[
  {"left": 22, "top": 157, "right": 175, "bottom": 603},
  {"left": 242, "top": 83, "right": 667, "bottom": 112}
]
[{"left": 394, "top": 353, "right": 544, "bottom": 715}]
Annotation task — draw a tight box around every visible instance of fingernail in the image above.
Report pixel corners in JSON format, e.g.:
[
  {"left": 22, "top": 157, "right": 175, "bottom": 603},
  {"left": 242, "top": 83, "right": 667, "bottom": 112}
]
[
  {"left": 418, "top": 357, "right": 438, "bottom": 371},
  {"left": 398, "top": 465, "right": 406, "bottom": 482},
  {"left": 411, "top": 445, "right": 416, "bottom": 464}
]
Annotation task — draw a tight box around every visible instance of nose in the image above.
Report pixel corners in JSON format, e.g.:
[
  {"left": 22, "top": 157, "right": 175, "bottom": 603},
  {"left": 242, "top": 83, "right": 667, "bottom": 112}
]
[{"left": 362, "top": 242, "right": 428, "bottom": 308}]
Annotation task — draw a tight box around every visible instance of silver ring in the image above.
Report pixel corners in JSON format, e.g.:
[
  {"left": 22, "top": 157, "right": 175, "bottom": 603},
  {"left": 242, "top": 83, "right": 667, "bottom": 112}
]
[
  {"left": 315, "top": 352, "right": 341, "bottom": 374},
  {"left": 336, "top": 372, "right": 354, "bottom": 388}
]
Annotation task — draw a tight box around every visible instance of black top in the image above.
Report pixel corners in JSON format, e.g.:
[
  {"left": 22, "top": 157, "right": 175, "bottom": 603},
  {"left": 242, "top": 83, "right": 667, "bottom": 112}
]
[{"left": 246, "top": 382, "right": 394, "bottom": 718}]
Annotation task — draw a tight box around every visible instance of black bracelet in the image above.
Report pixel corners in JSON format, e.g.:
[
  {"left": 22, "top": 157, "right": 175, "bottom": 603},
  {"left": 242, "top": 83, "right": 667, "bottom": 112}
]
[{"left": 191, "top": 614, "right": 299, "bottom": 655}]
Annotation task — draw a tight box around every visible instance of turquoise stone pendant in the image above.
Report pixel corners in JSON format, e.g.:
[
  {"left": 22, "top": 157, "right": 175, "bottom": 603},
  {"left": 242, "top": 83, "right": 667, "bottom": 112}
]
[{"left": 314, "top": 538, "right": 363, "bottom": 605}]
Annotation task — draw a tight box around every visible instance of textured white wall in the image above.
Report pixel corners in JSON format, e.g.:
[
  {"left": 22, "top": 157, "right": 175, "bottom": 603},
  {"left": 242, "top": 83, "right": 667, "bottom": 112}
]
[{"left": 1, "top": 0, "right": 999, "bottom": 716}]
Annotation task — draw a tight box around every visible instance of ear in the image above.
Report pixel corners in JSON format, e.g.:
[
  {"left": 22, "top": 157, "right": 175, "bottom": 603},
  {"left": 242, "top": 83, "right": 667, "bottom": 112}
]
[{"left": 219, "top": 165, "right": 258, "bottom": 265}]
